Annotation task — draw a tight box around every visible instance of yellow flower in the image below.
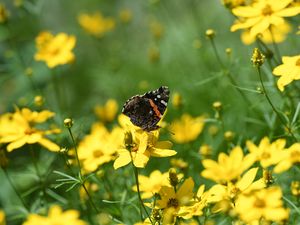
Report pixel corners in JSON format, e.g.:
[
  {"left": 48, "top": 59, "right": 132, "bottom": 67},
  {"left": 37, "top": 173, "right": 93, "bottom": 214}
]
[
  {"left": 177, "top": 185, "right": 209, "bottom": 220},
  {"left": 77, "top": 123, "right": 122, "bottom": 172},
  {"left": 170, "top": 158, "right": 188, "bottom": 170},
  {"left": 34, "top": 31, "right": 76, "bottom": 68},
  {"left": 132, "top": 170, "right": 182, "bottom": 199},
  {"left": 119, "top": 9, "right": 132, "bottom": 23},
  {"left": 201, "top": 146, "right": 256, "bottom": 184},
  {"left": 172, "top": 92, "right": 183, "bottom": 109},
  {"left": 291, "top": 181, "right": 300, "bottom": 197},
  {"left": 0, "top": 108, "right": 60, "bottom": 152},
  {"left": 113, "top": 129, "right": 176, "bottom": 169},
  {"left": 150, "top": 20, "right": 164, "bottom": 40},
  {"left": 208, "top": 168, "right": 265, "bottom": 212},
  {"left": 274, "top": 143, "right": 300, "bottom": 173},
  {"left": 272, "top": 55, "right": 300, "bottom": 91},
  {"left": 169, "top": 114, "right": 205, "bottom": 144},
  {"left": 246, "top": 137, "right": 286, "bottom": 168},
  {"left": 235, "top": 187, "right": 289, "bottom": 224},
  {"left": 241, "top": 22, "right": 291, "bottom": 45},
  {"left": 0, "top": 210, "right": 5, "bottom": 225},
  {"left": 231, "top": 0, "right": 300, "bottom": 37},
  {"left": 157, "top": 178, "right": 194, "bottom": 220},
  {"left": 78, "top": 12, "right": 115, "bottom": 37},
  {"left": 22, "top": 205, "right": 87, "bottom": 225},
  {"left": 94, "top": 99, "right": 118, "bottom": 123}
]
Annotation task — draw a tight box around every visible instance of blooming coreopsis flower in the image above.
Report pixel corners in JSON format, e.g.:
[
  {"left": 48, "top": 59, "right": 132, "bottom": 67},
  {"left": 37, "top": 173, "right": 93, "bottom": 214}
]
[
  {"left": 274, "top": 143, "right": 300, "bottom": 173},
  {"left": 94, "top": 99, "right": 118, "bottom": 123},
  {"left": 78, "top": 12, "right": 115, "bottom": 37},
  {"left": 0, "top": 210, "right": 5, "bottom": 225},
  {"left": 22, "top": 205, "right": 87, "bottom": 225},
  {"left": 231, "top": 0, "right": 300, "bottom": 38},
  {"left": 169, "top": 114, "right": 205, "bottom": 144},
  {"left": 272, "top": 55, "right": 300, "bottom": 91},
  {"left": 119, "top": 9, "right": 132, "bottom": 24},
  {"left": 241, "top": 22, "right": 291, "bottom": 45},
  {"left": 132, "top": 170, "right": 183, "bottom": 199},
  {"left": 246, "top": 137, "right": 286, "bottom": 168},
  {"left": 113, "top": 129, "right": 176, "bottom": 169},
  {"left": 157, "top": 177, "right": 194, "bottom": 224},
  {"left": 235, "top": 187, "right": 289, "bottom": 224},
  {"left": 34, "top": 31, "right": 76, "bottom": 68},
  {"left": 0, "top": 108, "right": 60, "bottom": 152},
  {"left": 201, "top": 146, "right": 256, "bottom": 184},
  {"left": 77, "top": 123, "right": 122, "bottom": 172},
  {"left": 208, "top": 167, "right": 265, "bottom": 213}
]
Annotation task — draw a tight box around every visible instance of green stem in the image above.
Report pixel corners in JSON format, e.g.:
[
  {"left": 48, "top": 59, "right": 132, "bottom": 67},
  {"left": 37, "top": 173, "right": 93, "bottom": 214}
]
[
  {"left": 282, "top": 196, "right": 300, "bottom": 216},
  {"left": 209, "top": 39, "right": 224, "bottom": 69},
  {"left": 2, "top": 167, "right": 28, "bottom": 210},
  {"left": 256, "top": 67, "right": 297, "bottom": 141},
  {"left": 67, "top": 127, "right": 100, "bottom": 214},
  {"left": 132, "top": 165, "right": 153, "bottom": 224},
  {"left": 269, "top": 28, "right": 281, "bottom": 64}
]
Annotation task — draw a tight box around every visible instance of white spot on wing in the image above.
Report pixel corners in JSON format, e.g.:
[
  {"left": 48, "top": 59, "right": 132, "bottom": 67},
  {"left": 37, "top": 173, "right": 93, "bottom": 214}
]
[{"left": 161, "top": 100, "right": 167, "bottom": 106}]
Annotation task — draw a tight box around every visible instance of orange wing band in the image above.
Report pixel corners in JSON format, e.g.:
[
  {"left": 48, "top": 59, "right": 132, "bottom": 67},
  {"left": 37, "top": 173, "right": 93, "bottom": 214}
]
[{"left": 149, "top": 99, "right": 162, "bottom": 118}]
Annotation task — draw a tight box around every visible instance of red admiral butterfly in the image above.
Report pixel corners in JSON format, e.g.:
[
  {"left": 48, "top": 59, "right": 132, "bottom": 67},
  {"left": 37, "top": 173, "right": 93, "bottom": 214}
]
[{"left": 122, "top": 86, "right": 169, "bottom": 131}]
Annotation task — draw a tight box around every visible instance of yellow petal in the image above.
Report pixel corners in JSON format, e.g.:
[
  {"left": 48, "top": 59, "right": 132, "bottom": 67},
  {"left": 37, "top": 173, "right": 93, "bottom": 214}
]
[
  {"left": 151, "top": 148, "right": 177, "bottom": 157},
  {"left": 113, "top": 149, "right": 131, "bottom": 169},
  {"left": 237, "top": 167, "right": 258, "bottom": 191},
  {"left": 250, "top": 19, "right": 270, "bottom": 37},
  {"left": 274, "top": 7, "right": 300, "bottom": 17},
  {"left": 133, "top": 151, "right": 150, "bottom": 168},
  {"left": 38, "top": 138, "right": 60, "bottom": 151},
  {"left": 232, "top": 6, "right": 261, "bottom": 17},
  {"left": 7, "top": 136, "right": 28, "bottom": 152}
]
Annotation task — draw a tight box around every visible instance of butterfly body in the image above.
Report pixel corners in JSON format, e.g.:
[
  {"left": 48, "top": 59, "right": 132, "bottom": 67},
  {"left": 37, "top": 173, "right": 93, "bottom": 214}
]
[{"left": 122, "top": 86, "right": 169, "bottom": 131}]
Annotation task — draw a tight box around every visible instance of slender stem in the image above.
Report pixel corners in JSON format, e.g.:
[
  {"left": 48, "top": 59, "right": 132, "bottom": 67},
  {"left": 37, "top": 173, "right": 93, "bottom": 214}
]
[
  {"left": 209, "top": 39, "right": 225, "bottom": 69},
  {"left": 283, "top": 196, "right": 300, "bottom": 216},
  {"left": 269, "top": 28, "right": 281, "bottom": 64},
  {"left": 29, "top": 147, "right": 47, "bottom": 207},
  {"left": 2, "top": 167, "right": 28, "bottom": 210},
  {"left": 132, "top": 165, "right": 153, "bottom": 224},
  {"left": 67, "top": 127, "right": 100, "bottom": 214},
  {"left": 256, "top": 67, "right": 297, "bottom": 141}
]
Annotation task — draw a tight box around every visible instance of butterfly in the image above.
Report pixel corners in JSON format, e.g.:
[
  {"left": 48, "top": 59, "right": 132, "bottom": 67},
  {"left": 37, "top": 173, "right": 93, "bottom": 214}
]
[{"left": 122, "top": 86, "right": 170, "bottom": 131}]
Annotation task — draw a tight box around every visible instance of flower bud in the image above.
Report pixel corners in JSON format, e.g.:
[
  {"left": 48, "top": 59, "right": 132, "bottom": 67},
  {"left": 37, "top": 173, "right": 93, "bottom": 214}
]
[
  {"left": 169, "top": 168, "right": 179, "bottom": 187},
  {"left": 263, "top": 169, "right": 274, "bottom": 186},
  {"left": 251, "top": 48, "right": 265, "bottom": 67},
  {"left": 64, "top": 118, "right": 73, "bottom": 128},
  {"left": 205, "top": 29, "right": 215, "bottom": 39}
]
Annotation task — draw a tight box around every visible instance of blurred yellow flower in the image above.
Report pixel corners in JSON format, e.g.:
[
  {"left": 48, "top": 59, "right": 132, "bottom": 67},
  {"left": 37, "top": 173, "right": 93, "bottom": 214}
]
[
  {"left": 77, "top": 123, "right": 122, "bottom": 172},
  {"left": 235, "top": 187, "right": 289, "bottom": 224},
  {"left": 273, "top": 55, "right": 300, "bottom": 91},
  {"left": 201, "top": 146, "right": 256, "bottom": 184},
  {"left": 157, "top": 177, "right": 194, "bottom": 220},
  {"left": 246, "top": 137, "right": 286, "bottom": 168},
  {"left": 113, "top": 130, "right": 176, "bottom": 169},
  {"left": 94, "top": 99, "right": 118, "bottom": 123},
  {"left": 274, "top": 143, "right": 300, "bottom": 173},
  {"left": 0, "top": 210, "right": 5, "bottom": 225},
  {"left": 208, "top": 167, "right": 265, "bottom": 212},
  {"left": 119, "top": 9, "right": 132, "bottom": 23},
  {"left": 0, "top": 4, "right": 8, "bottom": 23},
  {"left": 199, "top": 144, "right": 212, "bottom": 159},
  {"left": 22, "top": 205, "right": 87, "bottom": 225},
  {"left": 148, "top": 46, "right": 160, "bottom": 63},
  {"left": 170, "top": 158, "right": 188, "bottom": 170},
  {"left": 78, "top": 12, "right": 115, "bottom": 37},
  {"left": 0, "top": 108, "right": 60, "bottom": 152},
  {"left": 34, "top": 31, "right": 76, "bottom": 68},
  {"left": 150, "top": 20, "right": 164, "bottom": 40},
  {"left": 231, "top": 0, "right": 300, "bottom": 38},
  {"left": 241, "top": 22, "right": 291, "bottom": 45},
  {"left": 170, "top": 114, "right": 205, "bottom": 144},
  {"left": 132, "top": 170, "right": 181, "bottom": 199},
  {"left": 172, "top": 92, "right": 183, "bottom": 109}
]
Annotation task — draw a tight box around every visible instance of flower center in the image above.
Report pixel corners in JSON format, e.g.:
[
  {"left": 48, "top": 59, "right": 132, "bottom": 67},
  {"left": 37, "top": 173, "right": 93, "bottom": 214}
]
[
  {"left": 93, "top": 150, "right": 103, "bottom": 158},
  {"left": 261, "top": 152, "right": 271, "bottom": 159},
  {"left": 261, "top": 4, "right": 273, "bottom": 16},
  {"left": 254, "top": 198, "right": 266, "bottom": 208},
  {"left": 24, "top": 128, "right": 35, "bottom": 135},
  {"left": 167, "top": 198, "right": 179, "bottom": 208},
  {"left": 296, "top": 58, "right": 300, "bottom": 66}
]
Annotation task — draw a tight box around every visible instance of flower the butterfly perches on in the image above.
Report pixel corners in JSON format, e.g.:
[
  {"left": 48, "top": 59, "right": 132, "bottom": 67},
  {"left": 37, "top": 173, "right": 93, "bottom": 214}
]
[{"left": 113, "top": 124, "right": 176, "bottom": 169}]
